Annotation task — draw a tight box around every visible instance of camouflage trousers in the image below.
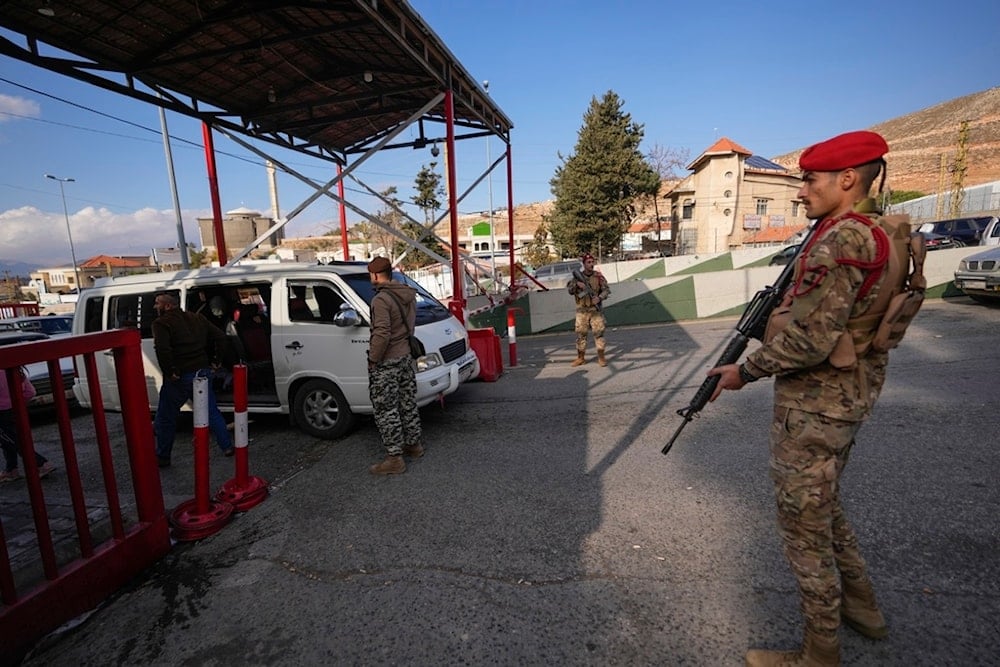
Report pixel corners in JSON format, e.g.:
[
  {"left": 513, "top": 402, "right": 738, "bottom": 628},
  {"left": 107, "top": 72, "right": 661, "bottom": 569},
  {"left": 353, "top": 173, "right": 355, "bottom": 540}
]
[
  {"left": 769, "top": 406, "right": 868, "bottom": 641},
  {"left": 574, "top": 309, "right": 606, "bottom": 353},
  {"left": 369, "top": 356, "right": 422, "bottom": 457}
]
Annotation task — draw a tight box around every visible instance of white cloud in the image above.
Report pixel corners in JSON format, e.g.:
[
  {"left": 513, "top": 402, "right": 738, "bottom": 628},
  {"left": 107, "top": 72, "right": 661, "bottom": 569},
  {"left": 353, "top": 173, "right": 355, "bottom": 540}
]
[
  {"left": 0, "top": 204, "right": 208, "bottom": 268},
  {"left": 0, "top": 94, "right": 41, "bottom": 122}
]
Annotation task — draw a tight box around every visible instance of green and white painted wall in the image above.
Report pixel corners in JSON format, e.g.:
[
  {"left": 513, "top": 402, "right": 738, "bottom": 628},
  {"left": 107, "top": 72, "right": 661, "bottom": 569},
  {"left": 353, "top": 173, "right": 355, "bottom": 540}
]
[{"left": 468, "top": 245, "right": 982, "bottom": 336}]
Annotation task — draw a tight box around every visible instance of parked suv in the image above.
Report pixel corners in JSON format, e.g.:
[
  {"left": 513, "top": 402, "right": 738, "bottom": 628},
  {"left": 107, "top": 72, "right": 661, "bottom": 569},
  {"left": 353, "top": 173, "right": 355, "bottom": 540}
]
[
  {"left": 531, "top": 260, "right": 581, "bottom": 290},
  {"left": 978, "top": 216, "right": 1000, "bottom": 246},
  {"left": 918, "top": 216, "right": 993, "bottom": 248},
  {"left": 954, "top": 246, "right": 1000, "bottom": 304}
]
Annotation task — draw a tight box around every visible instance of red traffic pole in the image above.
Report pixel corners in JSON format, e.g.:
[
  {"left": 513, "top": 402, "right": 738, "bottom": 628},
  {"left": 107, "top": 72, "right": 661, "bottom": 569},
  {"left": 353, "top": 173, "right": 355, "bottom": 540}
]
[
  {"left": 216, "top": 364, "right": 268, "bottom": 511},
  {"left": 506, "top": 307, "right": 524, "bottom": 367},
  {"left": 170, "top": 375, "right": 233, "bottom": 541}
]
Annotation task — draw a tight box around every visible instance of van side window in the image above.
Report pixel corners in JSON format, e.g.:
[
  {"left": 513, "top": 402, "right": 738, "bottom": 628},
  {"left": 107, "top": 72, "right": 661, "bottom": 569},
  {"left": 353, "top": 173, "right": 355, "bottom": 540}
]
[
  {"left": 82, "top": 296, "right": 105, "bottom": 333},
  {"left": 110, "top": 290, "right": 176, "bottom": 338},
  {"left": 288, "top": 282, "right": 345, "bottom": 324}
]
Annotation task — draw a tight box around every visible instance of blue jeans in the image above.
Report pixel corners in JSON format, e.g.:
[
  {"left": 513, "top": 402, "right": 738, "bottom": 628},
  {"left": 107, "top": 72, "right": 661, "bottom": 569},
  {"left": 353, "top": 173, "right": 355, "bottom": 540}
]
[{"left": 154, "top": 370, "right": 232, "bottom": 460}]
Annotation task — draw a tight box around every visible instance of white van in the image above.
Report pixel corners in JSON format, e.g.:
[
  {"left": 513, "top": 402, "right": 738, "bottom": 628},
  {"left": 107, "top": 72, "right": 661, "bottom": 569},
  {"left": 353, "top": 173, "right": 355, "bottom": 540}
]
[{"left": 72, "top": 262, "right": 480, "bottom": 439}]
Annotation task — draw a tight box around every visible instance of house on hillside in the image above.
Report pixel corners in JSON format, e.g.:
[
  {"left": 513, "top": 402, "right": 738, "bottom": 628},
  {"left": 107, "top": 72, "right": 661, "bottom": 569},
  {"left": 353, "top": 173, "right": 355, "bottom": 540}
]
[
  {"left": 30, "top": 254, "right": 154, "bottom": 293},
  {"left": 664, "top": 138, "right": 805, "bottom": 255}
]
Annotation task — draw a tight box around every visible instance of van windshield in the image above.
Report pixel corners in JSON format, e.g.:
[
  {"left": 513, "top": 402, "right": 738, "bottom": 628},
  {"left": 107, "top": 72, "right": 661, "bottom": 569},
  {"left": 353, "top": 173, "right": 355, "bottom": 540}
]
[{"left": 341, "top": 272, "right": 452, "bottom": 326}]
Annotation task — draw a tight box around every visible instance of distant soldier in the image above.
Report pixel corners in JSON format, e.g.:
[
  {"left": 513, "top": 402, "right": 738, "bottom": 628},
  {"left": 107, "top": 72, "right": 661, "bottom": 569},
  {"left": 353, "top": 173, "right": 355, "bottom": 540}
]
[
  {"left": 708, "top": 131, "right": 895, "bottom": 665},
  {"left": 567, "top": 253, "right": 611, "bottom": 367}
]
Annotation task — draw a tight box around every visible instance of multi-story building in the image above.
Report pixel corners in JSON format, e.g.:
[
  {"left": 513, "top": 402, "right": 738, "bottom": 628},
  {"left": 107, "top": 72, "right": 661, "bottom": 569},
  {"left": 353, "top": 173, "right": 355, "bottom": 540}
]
[{"left": 664, "top": 138, "right": 806, "bottom": 255}]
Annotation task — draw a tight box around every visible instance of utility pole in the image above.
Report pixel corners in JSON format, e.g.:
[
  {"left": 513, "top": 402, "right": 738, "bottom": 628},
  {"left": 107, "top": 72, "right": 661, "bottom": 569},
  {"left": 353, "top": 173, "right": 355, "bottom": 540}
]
[{"left": 949, "top": 120, "right": 970, "bottom": 218}]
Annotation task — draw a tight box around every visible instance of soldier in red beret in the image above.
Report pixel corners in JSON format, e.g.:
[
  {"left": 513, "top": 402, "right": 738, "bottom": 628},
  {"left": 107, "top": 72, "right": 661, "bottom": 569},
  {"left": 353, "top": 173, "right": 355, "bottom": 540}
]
[
  {"left": 707, "top": 130, "right": 894, "bottom": 665},
  {"left": 567, "top": 253, "right": 611, "bottom": 366}
]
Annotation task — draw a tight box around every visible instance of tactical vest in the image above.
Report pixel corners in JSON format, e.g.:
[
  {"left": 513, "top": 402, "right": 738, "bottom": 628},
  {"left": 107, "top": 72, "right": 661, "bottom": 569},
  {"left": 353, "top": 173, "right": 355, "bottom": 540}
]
[{"left": 765, "top": 202, "right": 926, "bottom": 369}]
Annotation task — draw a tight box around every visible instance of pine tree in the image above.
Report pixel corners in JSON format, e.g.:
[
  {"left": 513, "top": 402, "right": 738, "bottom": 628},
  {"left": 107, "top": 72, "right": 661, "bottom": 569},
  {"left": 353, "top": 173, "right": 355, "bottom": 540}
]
[
  {"left": 548, "top": 90, "right": 654, "bottom": 258},
  {"left": 399, "top": 164, "right": 446, "bottom": 269}
]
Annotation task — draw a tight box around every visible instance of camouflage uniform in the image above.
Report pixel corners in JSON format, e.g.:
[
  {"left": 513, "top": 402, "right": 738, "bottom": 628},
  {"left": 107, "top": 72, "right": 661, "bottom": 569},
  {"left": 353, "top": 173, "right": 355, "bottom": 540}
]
[
  {"left": 743, "top": 211, "right": 888, "bottom": 644},
  {"left": 568, "top": 270, "right": 611, "bottom": 354},
  {"left": 369, "top": 356, "right": 421, "bottom": 457}
]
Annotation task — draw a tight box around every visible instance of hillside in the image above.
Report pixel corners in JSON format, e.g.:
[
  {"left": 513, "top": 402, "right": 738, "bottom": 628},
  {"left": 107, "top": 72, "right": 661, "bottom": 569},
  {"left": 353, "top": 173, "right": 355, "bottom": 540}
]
[{"left": 772, "top": 86, "right": 1000, "bottom": 194}]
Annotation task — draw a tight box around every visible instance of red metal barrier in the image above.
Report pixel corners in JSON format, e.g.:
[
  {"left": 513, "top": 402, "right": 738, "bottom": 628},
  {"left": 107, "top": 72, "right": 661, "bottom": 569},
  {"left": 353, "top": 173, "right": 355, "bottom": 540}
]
[
  {"left": 0, "top": 302, "right": 40, "bottom": 319},
  {"left": 0, "top": 330, "right": 170, "bottom": 659},
  {"left": 216, "top": 364, "right": 268, "bottom": 511}
]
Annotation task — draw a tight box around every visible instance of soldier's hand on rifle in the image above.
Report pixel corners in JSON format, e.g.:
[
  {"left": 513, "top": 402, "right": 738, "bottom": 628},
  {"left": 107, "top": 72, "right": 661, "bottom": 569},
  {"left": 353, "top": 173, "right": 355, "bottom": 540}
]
[
  {"left": 706, "top": 363, "right": 745, "bottom": 402},
  {"left": 576, "top": 280, "right": 587, "bottom": 291}
]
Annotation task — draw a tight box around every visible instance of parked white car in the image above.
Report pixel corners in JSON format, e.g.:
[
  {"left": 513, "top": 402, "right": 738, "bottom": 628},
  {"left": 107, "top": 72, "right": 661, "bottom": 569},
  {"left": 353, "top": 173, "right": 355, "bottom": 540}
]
[
  {"left": 0, "top": 331, "right": 77, "bottom": 407},
  {"left": 953, "top": 246, "right": 1000, "bottom": 303}
]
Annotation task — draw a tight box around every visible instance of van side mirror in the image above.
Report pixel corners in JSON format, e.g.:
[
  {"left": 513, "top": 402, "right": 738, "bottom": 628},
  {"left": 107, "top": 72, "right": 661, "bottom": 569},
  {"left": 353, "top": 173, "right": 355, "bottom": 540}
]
[{"left": 333, "top": 303, "right": 361, "bottom": 327}]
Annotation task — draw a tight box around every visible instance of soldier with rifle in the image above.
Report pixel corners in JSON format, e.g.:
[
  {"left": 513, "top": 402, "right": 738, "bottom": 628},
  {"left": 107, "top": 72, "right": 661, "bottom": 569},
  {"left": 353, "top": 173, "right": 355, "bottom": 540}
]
[
  {"left": 567, "top": 253, "right": 611, "bottom": 367},
  {"left": 700, "top": 131, "right": 897, "bottom": 666}
]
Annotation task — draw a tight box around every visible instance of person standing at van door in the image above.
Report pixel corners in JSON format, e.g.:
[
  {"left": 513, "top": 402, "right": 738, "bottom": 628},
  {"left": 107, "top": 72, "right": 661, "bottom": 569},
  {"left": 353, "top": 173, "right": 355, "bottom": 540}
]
[
  {"left": 151, "top": 293, "right": 233, "bottom": 468},
  {"left": 567, "top": 253, "right": 611, "bottom": 367},
  {"left": 366, "top": 256, "right": 423, "bottom": 475}
]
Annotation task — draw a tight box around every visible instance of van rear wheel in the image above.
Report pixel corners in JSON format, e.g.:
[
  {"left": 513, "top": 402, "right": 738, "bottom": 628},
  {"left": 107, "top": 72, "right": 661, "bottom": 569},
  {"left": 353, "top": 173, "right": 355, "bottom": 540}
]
[{"left": 292, "top": 379, "right": 355, "bottom": 439}]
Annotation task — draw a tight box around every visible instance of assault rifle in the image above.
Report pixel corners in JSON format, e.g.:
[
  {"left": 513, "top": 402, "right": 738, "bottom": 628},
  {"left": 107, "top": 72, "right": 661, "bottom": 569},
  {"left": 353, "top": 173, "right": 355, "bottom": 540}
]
[
  {"left": 661, "top": 224, "right": 821, "bottom": 455},
  {"left": 572, "top": 268, "right": 602, "bottom": 312}
]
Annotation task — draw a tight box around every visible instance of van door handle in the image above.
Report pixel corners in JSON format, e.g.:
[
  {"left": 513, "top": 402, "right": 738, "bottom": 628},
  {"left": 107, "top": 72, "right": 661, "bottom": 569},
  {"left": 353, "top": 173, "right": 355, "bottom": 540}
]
[{"left": 285, "top": 341, "right": 303, "bottom": 350}]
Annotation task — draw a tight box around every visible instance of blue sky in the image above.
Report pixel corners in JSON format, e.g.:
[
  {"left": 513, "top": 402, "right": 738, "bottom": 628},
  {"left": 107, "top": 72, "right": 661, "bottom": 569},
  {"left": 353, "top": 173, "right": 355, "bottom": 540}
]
[{"left": 1, "top": 0, "right": 998, "bottom": 267}]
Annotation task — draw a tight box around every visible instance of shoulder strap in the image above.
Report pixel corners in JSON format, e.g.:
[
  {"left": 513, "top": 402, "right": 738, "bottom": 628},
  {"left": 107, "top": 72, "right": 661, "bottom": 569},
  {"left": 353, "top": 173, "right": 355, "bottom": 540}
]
[{"left": 382, "top": 289, "right": 413, "bottom": 335}]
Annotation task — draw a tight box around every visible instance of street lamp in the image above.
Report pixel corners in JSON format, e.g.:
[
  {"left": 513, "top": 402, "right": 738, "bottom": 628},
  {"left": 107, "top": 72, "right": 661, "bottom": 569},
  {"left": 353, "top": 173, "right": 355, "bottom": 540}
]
[{"left": 45, "top": 174, "right": 82, "bottom": 292}]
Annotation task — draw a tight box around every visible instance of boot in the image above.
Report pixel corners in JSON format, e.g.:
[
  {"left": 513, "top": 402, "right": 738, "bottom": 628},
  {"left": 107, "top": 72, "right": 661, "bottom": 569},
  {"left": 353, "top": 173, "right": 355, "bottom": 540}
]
[
  {"left": 403, "top": 443, "right": 425, "bottom": 458},
  {"left": 369, "top": 455, "right": 405, "bottom": 475},
  {"left": 745, "top": 630, "right": 840, "bottom": 666},
  {"left": 597, "top": 349, "right": 607, "bottom": 367},
  {"left": 570, "top": 350, "right": 586, "bottom": 367},
  {"left": 841, "top": 578, "right": 888, "bottom": 639}
]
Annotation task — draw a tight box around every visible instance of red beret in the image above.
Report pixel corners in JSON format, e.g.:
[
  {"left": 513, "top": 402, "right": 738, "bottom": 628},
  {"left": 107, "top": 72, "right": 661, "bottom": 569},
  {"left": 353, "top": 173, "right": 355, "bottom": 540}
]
[
  {"left": 367, "top": 256, "right": 392, "bottom": 274},
  {"left": 799, "top": 131, "right": 888, "bottom": 172},
  {"left": 581, "top": 253, "right": 595, "bottom": 262}
]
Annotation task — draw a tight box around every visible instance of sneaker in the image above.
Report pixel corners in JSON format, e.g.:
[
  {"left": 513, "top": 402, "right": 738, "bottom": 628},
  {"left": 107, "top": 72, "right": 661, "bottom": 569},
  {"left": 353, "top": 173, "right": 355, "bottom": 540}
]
[
  {"left": 157, "top": 457, "right": 171, "bottom": 468},
  {"left": 0, "top": 469, "right": 21, "bottom": 483},
  {"left": 37, "top": 462, "right": 56, "bottom": 479}
]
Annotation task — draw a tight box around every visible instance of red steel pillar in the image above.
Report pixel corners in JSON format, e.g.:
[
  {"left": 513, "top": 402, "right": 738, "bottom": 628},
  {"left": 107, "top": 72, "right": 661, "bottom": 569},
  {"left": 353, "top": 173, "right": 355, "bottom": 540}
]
[{"left": 202, "top": 122, "right": 228, "bottom": 266}]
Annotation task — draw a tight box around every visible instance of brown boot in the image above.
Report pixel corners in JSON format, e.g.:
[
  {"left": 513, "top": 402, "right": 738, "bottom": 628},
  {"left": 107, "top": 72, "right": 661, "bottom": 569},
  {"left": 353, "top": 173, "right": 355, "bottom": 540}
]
[
  {"left": 403, "top": 443, "right": 425, "bottom": 458},
  {"left": 745, "top": 630, "right": 840, "bottom": 666},
  {"left": 369, "top": 455, "right": 405, "bottom": 475},
  {"left": 570, "top": 350, "right": 586, "bottom": 367},
  {"left": 597, "top": 349, "right": 607, "bottom": 367},
  {"left": 842, "top": 578, "right": 888, "bottom": 639}
]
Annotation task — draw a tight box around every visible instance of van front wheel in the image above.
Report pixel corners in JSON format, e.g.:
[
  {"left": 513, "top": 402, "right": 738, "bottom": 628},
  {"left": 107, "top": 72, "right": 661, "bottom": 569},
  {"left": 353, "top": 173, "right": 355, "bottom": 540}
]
[{"left": 292, "top": 379, "right": 355, "bottom": 439}]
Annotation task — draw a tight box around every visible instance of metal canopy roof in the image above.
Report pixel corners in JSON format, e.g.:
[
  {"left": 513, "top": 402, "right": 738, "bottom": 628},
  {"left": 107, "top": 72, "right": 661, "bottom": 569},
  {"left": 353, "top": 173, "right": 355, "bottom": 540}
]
[{"left": 0, "top": 0, "right": 513, "bottom": 164}]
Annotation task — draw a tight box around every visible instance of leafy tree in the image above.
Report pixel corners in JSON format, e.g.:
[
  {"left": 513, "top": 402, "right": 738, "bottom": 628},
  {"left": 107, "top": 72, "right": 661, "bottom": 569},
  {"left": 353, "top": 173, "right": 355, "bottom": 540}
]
[
  {"left": 398, "top": 165, "right": 446, "bottom": 269},
  {"left": 888, "top": 190, "right": 925, "bottom": 205},
  {"left": 643, "top": 143, "right": 690, "bottom": 253},
  {"left": 522, "top": 222, "right": 555, "bottom": 268},
  {"left": 548, "top": 90, "right": 655, "bottom": 257},
  {"left": 368, "top": 186, "right": 406, "bottom": 260}
]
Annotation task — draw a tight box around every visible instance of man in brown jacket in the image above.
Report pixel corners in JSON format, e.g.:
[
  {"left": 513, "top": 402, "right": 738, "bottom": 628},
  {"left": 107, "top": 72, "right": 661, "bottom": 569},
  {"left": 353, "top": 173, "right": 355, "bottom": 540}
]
[{"left": 366, "top": 257, "right": 424, "bottom": 475}]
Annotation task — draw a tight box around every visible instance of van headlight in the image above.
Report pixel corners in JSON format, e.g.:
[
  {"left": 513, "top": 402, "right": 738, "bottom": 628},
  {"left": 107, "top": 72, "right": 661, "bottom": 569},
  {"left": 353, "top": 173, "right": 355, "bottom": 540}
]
[
  {"left": 958, "top": 259, "right": 969, "bottom": 270},
  {"left": 415, "top": 352, "right": 443, "bottom": 373}
]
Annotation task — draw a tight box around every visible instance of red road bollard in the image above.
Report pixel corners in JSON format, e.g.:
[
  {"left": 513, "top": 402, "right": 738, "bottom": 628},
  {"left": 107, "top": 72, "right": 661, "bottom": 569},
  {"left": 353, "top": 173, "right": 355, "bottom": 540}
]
[
  {"left": 170, "top": 375, "right": 234, "bottom": 541},
  {"left": 507, "top": 307, "right": 523, "bottom": 367},
  {"left": 216, "top": 364, "right": 268, "bottom": 511}
]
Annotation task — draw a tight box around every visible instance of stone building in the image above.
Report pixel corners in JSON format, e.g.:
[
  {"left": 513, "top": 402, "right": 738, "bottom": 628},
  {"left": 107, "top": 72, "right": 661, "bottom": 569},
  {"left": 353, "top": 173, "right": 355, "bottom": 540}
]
[
  {"left": 197, "top": 207, "right": 285, "bottom": 261},
  {"left": 665, "top": 138, "right": 806, "bottom": 255}
]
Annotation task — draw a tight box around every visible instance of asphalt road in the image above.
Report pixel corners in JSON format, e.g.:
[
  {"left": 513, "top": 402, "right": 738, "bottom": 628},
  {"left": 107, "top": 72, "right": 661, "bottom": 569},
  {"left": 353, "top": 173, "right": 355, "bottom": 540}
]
[{"left": 15, "top": 298, "right": 1000, "bottom": 666}]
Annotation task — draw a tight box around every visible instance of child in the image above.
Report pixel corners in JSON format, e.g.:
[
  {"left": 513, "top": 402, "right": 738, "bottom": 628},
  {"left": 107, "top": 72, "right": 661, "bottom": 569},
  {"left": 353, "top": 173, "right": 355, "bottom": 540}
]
[{"left": 0, "top": 367, "right": 56, "bottom": 482}]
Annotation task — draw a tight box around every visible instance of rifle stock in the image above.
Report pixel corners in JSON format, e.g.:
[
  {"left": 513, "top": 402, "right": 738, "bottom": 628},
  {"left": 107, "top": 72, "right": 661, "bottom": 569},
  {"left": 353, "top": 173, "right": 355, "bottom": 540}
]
[{"left": 661, "top": 231, "right": 814, "bottom": 456}]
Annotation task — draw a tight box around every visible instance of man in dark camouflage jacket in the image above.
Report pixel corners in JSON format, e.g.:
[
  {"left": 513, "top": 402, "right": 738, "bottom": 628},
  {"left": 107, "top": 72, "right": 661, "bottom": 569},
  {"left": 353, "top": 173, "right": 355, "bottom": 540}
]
[{"left": 708, "top": 131, "right": 894, "bottom": 666}]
